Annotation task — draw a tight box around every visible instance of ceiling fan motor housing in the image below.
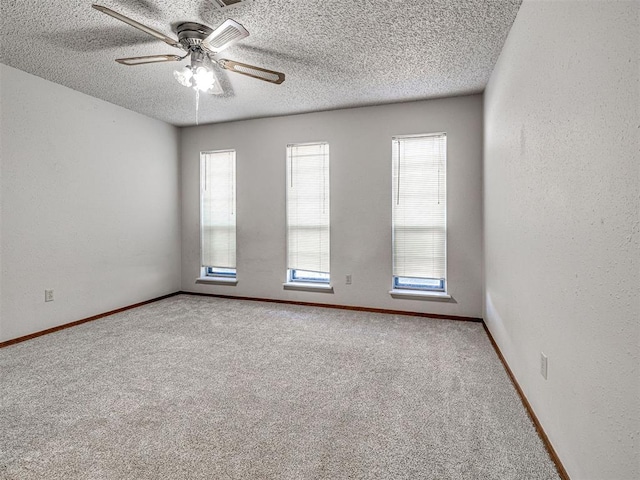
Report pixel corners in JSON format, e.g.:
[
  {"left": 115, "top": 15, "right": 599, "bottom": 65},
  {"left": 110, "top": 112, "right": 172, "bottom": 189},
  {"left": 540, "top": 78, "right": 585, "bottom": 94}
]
[{"left": 176, "top": 22, "right": 213, "bottom": 50}]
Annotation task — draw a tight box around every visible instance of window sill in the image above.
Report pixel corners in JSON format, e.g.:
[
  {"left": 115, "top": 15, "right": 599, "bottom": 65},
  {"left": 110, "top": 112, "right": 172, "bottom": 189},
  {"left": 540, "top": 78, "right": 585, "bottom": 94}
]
[
  {"left": 283, "top": 282, "right": 334, "bottom": 293},
  {"left": 389, "top": 289, "right": 451, "bottom": 300},
  {"left": 196, "top": 277, "right": 238, "bottom": 286}
]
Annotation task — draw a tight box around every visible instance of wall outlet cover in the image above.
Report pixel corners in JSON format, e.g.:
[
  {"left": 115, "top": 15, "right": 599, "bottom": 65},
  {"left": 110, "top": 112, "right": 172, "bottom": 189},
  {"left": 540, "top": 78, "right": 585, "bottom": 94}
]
[{"left": 540, "top": 352, "right": 548, "bottom": 380}]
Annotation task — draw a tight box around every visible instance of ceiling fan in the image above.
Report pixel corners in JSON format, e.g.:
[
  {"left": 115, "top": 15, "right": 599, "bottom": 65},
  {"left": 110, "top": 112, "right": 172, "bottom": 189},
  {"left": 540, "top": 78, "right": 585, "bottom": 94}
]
[{"left": 92, "top": 4, "right": 285, "bottom": 95}]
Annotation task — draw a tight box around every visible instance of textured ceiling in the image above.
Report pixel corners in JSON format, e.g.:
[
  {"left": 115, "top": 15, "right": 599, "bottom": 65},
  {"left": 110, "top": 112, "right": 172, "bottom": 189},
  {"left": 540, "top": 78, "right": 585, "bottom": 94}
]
[{"left": 0, "top": 0, "right": 522, "bottom": 126}]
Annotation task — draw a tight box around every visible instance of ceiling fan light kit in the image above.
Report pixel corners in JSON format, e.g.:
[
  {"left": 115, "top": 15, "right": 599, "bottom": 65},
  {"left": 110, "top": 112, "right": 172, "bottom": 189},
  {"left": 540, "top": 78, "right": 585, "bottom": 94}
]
[
  {"left": 174, "top": 50, "right": 224, "bottom": 95},
  {"left": 91, "top": 3, "right": 284, "bottom": 96}
]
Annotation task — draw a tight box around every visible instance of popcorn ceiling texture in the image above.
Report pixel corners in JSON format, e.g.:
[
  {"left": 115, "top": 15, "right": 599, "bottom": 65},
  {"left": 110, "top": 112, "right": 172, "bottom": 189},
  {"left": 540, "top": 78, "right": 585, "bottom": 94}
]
[{"left": 0, "top": 0, "right": 521, "bottom": 126}]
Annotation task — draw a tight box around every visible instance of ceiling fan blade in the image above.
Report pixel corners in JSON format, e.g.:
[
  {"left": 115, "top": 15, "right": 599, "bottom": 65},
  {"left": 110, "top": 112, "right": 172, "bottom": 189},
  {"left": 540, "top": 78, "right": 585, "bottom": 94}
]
[
  {"left": 92, "top": 4, "right": 181, "bottom": 49},
  {"left": 218, "top": 59, "right": 285, "bottom": 84},
  {"left": 201, "top": 19, "right": 249, "bottom": 54},
  {"left": 116, "top": 54, "right": 183, "bottom": 66}
]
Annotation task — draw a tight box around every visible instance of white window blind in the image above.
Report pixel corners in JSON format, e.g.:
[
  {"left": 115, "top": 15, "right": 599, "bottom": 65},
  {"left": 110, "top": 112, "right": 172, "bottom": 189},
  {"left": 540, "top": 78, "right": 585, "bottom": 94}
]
[
  {"left": 392, "top": 133, "right": 447, "bottom": 289},
  {"left": 201, "top": 150, "right": 236, "bottom": 270},
  {"left": 286, "top": 142, "right": 330, "bottom": 277}
]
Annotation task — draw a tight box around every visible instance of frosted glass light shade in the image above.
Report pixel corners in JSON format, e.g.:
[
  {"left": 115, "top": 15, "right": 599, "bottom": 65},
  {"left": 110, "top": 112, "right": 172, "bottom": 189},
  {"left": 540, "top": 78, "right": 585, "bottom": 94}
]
[
  {"left": 173, "top": 66, "right": 194, "bottom": 87},
  {"left": 193, "top": 67, "right": 215, "bottom": 92}
]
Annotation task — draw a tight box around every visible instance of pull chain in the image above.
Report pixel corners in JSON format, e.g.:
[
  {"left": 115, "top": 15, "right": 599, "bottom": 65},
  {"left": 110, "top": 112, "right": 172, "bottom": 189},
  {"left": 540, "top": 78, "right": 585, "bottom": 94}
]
[{"left": 195, "top": 89, "right": 200, "bottom": 125}]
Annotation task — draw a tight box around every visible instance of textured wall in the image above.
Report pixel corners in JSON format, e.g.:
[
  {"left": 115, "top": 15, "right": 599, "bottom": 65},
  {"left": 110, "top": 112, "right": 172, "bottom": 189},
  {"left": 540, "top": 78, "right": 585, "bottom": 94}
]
[
  {"left": 181, "top": 96, "right": 483, "bottom": 318},
  {"left": 0, "top": 64, "right": 182, "bottom": 342},
  {"left": 484, "top": 1, "right": 639, "bottom": 478}
]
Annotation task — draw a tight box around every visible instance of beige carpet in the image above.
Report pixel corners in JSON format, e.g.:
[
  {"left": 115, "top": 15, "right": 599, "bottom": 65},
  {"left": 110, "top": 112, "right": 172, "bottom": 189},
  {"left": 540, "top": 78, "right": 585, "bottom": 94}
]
[{"left": 0, "top": 295, "right": 559, "bottom": 479}]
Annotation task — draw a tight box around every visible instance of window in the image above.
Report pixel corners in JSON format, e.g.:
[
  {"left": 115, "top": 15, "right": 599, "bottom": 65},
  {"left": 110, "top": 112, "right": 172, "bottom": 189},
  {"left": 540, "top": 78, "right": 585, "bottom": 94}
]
[
  {"left": 392, "top": 133, "right": 447, "bottom": 293},
  {"left": 286, "top": 142, "right": 330, "bottom": 285},
  {"left": 201, "top": 150, "right": 236, "bottom": 280}
]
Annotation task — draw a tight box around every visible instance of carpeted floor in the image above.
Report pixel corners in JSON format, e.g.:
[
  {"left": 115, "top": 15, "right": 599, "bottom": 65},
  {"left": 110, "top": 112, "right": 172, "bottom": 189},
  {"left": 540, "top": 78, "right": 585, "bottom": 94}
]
[{"left": 0, "top": 295, "right": 559, "bottom": 479}]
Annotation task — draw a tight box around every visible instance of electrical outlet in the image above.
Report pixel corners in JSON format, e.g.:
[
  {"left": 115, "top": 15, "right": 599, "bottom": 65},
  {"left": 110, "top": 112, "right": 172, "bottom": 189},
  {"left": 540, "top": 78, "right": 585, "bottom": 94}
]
[
  {"left": 346, "top": 274, "right": 352, "bottom": 285},
  {"left": 45, "top": 289, "right": 54, "bottom": 302},
  {"left": 540, "top": 352, "right": 548, "bottom": 380}
]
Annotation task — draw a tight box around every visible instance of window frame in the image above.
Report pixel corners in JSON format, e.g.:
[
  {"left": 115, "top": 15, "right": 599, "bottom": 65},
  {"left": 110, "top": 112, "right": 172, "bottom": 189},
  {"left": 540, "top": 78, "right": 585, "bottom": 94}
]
[
  {"left": 199, "top": 149, "right": 237, "bottom": 282},
  {"left": 288, "top": 268, "right": 330, "bottom": 284},
  {"left": 284, "top": 141, "right": 331, "bottom": 288},
  {"left": 393, "top": 276, "right": 445, "bottom": 292},
  {"left": 205, "top": 266, "right": 236, "bottom": 278},
  {"left": 391, "top": 132, "right": 447, "bottom": 294}
]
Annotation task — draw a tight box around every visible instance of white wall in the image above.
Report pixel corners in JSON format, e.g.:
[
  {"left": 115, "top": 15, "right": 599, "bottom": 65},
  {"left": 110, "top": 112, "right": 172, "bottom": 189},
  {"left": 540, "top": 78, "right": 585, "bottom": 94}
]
[
  {"left": 484, "top": 1, "right": 639, "bottom": 479},
  {"left": 181, "top": 96, "right": 483, "bottom": 318},
  {"left": 0, "top": 64, "right": 182, "bottom": 342}
]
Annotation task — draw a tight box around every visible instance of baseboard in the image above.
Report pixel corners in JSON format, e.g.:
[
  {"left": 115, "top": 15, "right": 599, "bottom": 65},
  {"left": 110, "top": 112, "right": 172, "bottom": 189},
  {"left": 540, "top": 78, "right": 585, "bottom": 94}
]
[
  {"left": 0, "top": 292, "right": 180, "bottom": 348},
  {"left": 482, "top": 323, "right": 570, "bottom": 480},
  {"left": 179, "top": 291, "right": 482, "bottom": 323}
]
